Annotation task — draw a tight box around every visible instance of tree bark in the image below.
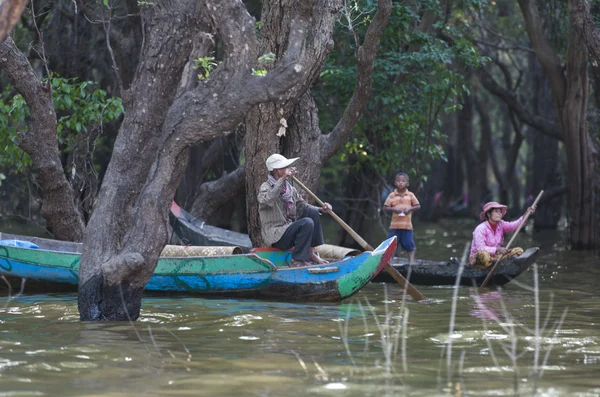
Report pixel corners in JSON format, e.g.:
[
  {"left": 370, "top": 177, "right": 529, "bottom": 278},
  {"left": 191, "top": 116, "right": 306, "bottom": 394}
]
[
  {"left": 191, "top": 166, "right": 246, "bottom": 221},
  {"left": 528, "top": 55, "right": 562, "bottom": 228},
  {"left": 0, "top": 0, "right": 27, "bottom": 42},
  {"left": 0, "top": 37, "right": 86, "bottom": 241},
  {"left": 568, "top": 0, "right": 600, "bottom": 65},
  {"left": 78, "top": 0, "right": 316, "bottom": 321},
  {"left": 561, "top": 28, "right": 598, "bottom": 248}
]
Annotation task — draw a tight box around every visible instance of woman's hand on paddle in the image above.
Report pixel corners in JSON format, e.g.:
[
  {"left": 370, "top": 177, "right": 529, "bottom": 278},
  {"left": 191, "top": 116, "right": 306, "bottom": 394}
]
[
  {"left": 320, "top": 202, "right": 332, "bottom": 214},
  {"left": 526, "top": 204, "right": 537, "bottom": 215},
  {"left": 497, "top": 247, "right": 508, "bottom": 255}
]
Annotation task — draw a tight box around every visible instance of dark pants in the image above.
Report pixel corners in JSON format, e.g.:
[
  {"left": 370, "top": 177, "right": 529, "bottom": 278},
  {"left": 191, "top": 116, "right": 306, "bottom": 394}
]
[
  {"left": 272, "top": 206, "right": 324, "bottom": 261},
  {"left": 387, "top": 229, "right": 416, "bottom": 252}
]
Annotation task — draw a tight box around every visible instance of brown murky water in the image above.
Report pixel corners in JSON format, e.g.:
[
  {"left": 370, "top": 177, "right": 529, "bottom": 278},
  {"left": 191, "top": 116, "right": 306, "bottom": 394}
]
[{"left": 1, "top": 219, "right": 599, "bottom": 396}]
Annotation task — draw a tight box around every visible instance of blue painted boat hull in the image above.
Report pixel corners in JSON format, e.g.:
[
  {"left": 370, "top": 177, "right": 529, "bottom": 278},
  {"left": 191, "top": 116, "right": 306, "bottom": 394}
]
[{"left": 0, "top": 233, "right": 397, "bottom": 301}]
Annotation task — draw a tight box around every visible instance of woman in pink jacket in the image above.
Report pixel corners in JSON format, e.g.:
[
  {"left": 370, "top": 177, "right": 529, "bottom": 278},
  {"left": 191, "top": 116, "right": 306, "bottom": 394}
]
[{"left": 469, "top": 201, "right": 536, "bottom": 268}]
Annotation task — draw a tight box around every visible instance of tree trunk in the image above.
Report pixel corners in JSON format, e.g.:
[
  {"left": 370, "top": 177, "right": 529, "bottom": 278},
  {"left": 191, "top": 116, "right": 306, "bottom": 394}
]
[
  {"left": 561, "top": 29, "right": 598, "bottom": 248},
  {"left": 568, "top": 0, "right": 600, "bottom": 65},
  {"left": 0, "top": 37, "right": 86, "bottom": 241},
  {"left": 0, "top": 0, "right": 27, "bottom": 42},
  {"left": 78, "top": 0, "right": 316, "bottom": 321},
  {"left": 443, "top": 112, "right": 464, "bottom": 212},
  {"left": 529, "top": 55, "right": 562, "bottom": 228},
  {"left": 339, "top": 161, "right": 382, "bottom": 248},
  {"left": 457, "top": 91, "right": 487, "bottom": 218}
]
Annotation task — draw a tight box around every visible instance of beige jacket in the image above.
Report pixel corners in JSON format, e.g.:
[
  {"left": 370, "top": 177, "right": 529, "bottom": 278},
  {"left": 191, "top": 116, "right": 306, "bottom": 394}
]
[{"left": 258, "top": 177, "right": 310, "bottom": 246}]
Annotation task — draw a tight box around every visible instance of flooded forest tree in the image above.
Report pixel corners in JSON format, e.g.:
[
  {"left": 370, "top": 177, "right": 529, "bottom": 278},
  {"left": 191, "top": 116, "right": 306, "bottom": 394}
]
[{"left": 76, "top": 0, "right": 325, "bottom": 321}]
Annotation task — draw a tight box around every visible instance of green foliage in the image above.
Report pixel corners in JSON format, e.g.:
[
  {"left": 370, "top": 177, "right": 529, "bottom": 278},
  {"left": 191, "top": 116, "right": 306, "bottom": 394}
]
[
  {"left": 193, "top": 56, "right": 218, "bottom": 81},
  {"left": 0, "top": 75, "right": 124, "bottom": 173},
  {"left": 252, "top": 52, "right": 276, "bottom": 76},
  {"left": 315, "top": 1, "right": 487, "bottom": 185},
  {"left": 137, "top": 1, "right": 154, "bottom": 6},
  {"left": 0, "top": 173, "right": 5, "bottom": 186},
  {"left": 257, "top": 52, "right": 276, "bottom": 65},
  {"left": 194, "top": 52, "right": 275, "bottom": 79}
]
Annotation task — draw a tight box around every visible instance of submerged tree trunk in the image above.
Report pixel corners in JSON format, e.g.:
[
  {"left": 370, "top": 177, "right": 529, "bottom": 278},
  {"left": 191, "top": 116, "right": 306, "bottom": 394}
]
[{"left": 560, "top": 29, "right": 598, "bottom": 248}]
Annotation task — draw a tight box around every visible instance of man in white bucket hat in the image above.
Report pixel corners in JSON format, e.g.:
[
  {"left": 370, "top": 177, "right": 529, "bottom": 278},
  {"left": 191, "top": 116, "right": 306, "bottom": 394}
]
[{"left": 258, "top": 153, "right": 332, "bottom": 267}]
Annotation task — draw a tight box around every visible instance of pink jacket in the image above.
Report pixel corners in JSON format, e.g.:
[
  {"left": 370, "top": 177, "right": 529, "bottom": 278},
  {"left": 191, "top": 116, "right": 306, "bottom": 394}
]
[{"left": 469, "top": 217, "right": 524, "bottom": 261}]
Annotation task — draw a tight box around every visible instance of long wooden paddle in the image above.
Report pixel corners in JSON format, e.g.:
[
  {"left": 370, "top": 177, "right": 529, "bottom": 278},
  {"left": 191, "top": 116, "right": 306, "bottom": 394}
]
[
  {"left": 291, "top": 176, "right": 426, "bottom": 301},
  {"left": 479, "top": 190, "right": 544, "bottom": 288}
]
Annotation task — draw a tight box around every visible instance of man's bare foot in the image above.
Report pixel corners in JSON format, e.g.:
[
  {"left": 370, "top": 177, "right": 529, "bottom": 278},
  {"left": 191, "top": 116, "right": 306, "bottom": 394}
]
[
  {"left": 310, "top": 251, "right": 329, "bottom": 265},
  {"left": 289, "top": 259, "right": 311, "bottom": 268}
]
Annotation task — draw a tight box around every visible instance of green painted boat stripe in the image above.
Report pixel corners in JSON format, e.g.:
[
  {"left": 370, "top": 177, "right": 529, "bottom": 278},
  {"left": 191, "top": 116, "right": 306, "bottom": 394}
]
[
  {"left": 1, "top": 246, "right": 277, "bottom": 276},
  {"left": 336, "top": 253, "right": 381, "bottom": 298},
  {"left": 154, "top": 254, "right": 276, "bottom": 275},
  {"left": 0, "top": 246, "right": 12, "bottom": 271}
]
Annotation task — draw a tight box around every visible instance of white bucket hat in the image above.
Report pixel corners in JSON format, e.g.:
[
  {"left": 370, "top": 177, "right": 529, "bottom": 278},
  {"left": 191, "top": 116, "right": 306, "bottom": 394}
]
[{"left": 265, "top": 153, "right": 299, "bottom": 171}]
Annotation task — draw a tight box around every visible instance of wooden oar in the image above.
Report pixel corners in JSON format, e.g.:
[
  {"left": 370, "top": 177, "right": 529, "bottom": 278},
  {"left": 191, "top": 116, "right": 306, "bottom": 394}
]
[
  {"left": 291, "top": 176, "right": 426, "bottom": 301},
  {"left": 479, "top": 190, "right": 544, "bottom": 288}
]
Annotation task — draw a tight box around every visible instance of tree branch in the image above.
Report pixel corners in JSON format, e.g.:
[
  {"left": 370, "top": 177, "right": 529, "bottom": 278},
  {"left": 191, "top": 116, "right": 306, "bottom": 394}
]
[
  {"left": 191, "top": 166, "right": 245, "bottom": 220},
  {"left": 321, "top": 0, "right": 392, "bottom": 159},
  {"left": 162, "top": 0, "right": 316, "bottom": 147},
  {"left": 477, "top": 67, "right": 564, "bottom": 140},
  {"left": 516, "top": 0, "right": 566, "bottom": 102}
]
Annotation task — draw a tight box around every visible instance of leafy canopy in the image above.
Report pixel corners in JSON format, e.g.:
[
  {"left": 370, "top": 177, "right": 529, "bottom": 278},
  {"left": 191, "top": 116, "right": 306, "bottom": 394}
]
[
  {"left": 0, "top": 74, "right": 124, "bottom": 173},
  {"left": 316, "top": 0, "right": 487, "bottom": 185}
]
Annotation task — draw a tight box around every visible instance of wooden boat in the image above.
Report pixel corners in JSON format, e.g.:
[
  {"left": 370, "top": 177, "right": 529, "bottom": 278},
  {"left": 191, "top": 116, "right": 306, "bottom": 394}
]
[
  {"left": 169, "top": 202, "right": 253, "bottom": 252},
  {"left": 0, "top": 232, "right": 396, "bottom": 301},
  {"left": 372, "top": 247, "right": 539, "bottom": 286}
]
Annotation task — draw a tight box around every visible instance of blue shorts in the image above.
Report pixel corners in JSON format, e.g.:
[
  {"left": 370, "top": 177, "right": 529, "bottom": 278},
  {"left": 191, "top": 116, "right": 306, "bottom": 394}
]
[{"left": 387, "top": 229, "right": 416, "bottom": 252}]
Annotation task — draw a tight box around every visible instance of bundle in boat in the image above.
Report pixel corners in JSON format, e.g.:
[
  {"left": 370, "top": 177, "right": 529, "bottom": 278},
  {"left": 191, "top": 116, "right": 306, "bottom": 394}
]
[
  {"left": 314, "top": 244, "right": 361, "bottom": 261},
  {"left": 160, "top": 245, "right": 242, "bottom": 257}
]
